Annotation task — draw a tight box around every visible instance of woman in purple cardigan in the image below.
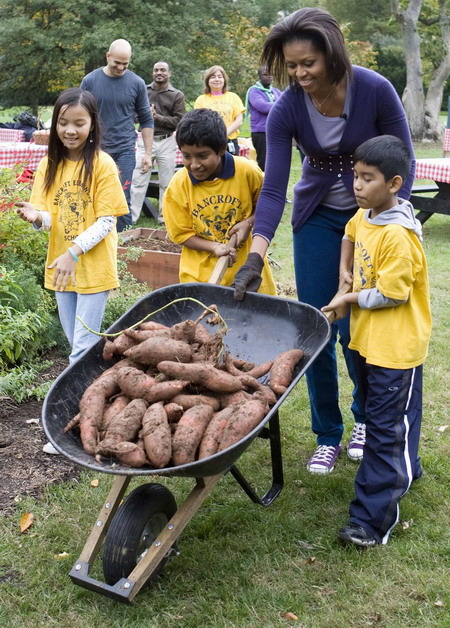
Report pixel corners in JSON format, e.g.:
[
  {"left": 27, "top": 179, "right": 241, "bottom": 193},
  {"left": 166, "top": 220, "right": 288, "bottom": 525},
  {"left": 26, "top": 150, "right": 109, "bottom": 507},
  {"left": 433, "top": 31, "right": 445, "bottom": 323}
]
[{"left": 233, "top": 8, "right": 415, "bottom": 475}]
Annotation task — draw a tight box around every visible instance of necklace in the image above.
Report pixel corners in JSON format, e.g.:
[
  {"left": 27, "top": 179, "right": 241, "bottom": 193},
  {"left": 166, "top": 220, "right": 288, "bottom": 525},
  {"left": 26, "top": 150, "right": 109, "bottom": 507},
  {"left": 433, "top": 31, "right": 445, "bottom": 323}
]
[{"left": 310, "top": 83, "right": 338, "bottom": 116}]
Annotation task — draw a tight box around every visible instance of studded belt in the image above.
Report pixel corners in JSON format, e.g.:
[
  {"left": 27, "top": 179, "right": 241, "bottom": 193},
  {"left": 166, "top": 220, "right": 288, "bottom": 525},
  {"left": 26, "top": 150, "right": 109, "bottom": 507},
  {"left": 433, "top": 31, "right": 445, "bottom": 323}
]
[
  {"left": 154, "top": 133, "right": 173, "bottom": 141},
  {"left": 307, "top": 153, "right": 354, "bottom": 175}
]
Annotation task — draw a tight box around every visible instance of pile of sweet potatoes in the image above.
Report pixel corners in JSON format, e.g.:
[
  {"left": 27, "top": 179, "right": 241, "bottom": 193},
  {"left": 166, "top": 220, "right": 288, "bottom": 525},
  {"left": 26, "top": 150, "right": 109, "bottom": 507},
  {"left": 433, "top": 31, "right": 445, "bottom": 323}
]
[{"left": 64, "top": 309, "right": 304, "bottom": 469}]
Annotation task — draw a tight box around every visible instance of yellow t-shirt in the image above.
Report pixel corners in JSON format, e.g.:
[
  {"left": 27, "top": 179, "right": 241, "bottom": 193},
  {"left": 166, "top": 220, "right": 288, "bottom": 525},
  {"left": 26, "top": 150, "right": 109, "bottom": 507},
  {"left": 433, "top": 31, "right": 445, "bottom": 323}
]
[
  {"left": 162, "top": 156, "right": 276, "bottom": 294},
  {"left": 346, "top": 209, "right": 431, "bottom": 369},
  {"left": 194, "top": 92, "right": 245, "bottom": 139},
  {"left": 30, "top": 151, "right": 129, "bottom": 294}
]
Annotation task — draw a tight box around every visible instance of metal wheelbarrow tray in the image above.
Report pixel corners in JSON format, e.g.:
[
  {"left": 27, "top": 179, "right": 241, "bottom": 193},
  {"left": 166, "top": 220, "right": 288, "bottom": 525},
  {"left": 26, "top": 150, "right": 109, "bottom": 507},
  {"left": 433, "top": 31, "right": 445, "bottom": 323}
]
[{"left": 43, "top": 283, "right": 330, "bottom": 603}]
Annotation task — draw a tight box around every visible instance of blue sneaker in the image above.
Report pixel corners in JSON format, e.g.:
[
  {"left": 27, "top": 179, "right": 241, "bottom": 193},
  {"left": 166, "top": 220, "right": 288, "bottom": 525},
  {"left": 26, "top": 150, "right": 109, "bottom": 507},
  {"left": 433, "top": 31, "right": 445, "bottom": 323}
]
[{"left": 307, "top": 444, "right": 342, "bottom": 475}]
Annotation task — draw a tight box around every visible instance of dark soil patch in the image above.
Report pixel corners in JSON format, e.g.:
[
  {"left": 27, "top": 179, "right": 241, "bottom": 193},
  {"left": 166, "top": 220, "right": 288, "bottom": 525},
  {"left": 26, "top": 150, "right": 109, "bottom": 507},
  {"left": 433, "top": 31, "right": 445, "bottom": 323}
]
[
  {"left": 120, "top": 233, "right": 181, "bottom": 254},
  {"left": 0, "top": 354, "right": 80, "bottom": 516}
]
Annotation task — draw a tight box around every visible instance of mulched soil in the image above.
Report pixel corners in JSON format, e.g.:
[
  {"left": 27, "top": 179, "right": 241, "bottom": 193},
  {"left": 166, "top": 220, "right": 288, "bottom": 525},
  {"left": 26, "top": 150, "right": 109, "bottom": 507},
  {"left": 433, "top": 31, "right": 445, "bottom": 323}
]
[
  {"left": 0, "top": 354, "right": 80, "bottom": 516},
  {"left": 119, "top": 234, "right": 181, "bottom": 254}
]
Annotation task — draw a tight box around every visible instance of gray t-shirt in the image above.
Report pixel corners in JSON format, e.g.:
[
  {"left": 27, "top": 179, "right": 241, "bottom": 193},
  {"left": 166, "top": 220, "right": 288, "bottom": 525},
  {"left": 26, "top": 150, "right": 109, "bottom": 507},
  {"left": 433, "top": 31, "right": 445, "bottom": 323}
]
[
  {"left": 81, "top": 68, "right": 153, "bottom": 153},
  {"left": 303, "top": 85, "right": 356, "bottom": 210}
]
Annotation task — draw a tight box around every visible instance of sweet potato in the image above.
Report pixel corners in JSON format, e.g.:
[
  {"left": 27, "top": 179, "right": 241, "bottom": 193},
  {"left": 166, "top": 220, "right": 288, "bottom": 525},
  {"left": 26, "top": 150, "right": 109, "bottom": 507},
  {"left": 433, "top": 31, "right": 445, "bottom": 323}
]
[
  {"left": 198, "top": 405, "right": 237, "bottom": 460},
  {"left": 78, "top": 374, "right": 119, "bottom": 455},
  {"left": 157, "top": 361, "right": 243, "bottom": 393},
  {"left": 124, "top": 337, "right": 192, "bottom": 366},
  {"left": 102, "top": 333, "right": 137, "bottom": 360},
  {"left": 142, "top": 402, "right": 172, "bottom": 468},
  {"left": 237, "top": 374, "right": 277, "bottom": 406},
  {"left": 99, "top": 441, "right": 148, "bottom": 468},
  {"left": 63, "top": 412, "right": 80, "bottom": 433},
  {"left": 218, "top": 394, "right": 269, "bottom": 452},
  {"left": 115, "top": 366, "right": 156, "bottom": 399},
  {"left": 172, "top": 404, "right": 214, "bottom": 466},
  {"left": 169, "top": 319, "right": 197, "bottom": 344},
  {"left": 164, "top": 403, "right": 184, "bottom": 423},
  {"left": 269, "top": 348, "right": 304, "bottom": 395},
  {"left": 124, "top": 328, "right": 170, "bottom": 342},
  {"left": 139, "top": 321, "right": 169, "bottom": 331},
  {"left": 97, "top": 398, "right": 148, "bottom": 454},
  {"left": 245, "top": 360, "right": 274, "bottom": 380},
  {"left": 170, "top": 393, "right": 220, "bottom": 412},
  {"left": 101, "top": 394, "right": 130, "bottom": 435},
  {"left": 217, "top": 390, "right": 252, "bottom": 409},
  {"left": 144, "top": 379, "right": 189, "bottom": 404}
]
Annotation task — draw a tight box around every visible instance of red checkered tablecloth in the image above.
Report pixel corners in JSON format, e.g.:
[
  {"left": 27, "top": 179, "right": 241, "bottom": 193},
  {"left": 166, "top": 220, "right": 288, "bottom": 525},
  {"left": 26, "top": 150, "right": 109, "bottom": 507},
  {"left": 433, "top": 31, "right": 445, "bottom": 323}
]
[
  {"left": 444, "top": 128, "right": 450, "bottom": 152},
  {"left": 415, "top": 158, "right": 450, "bottom": 184},
  {"left": 0, "top": 128, "right": 26, "bottom": 142},
  {"left": 0, "top": 141, "right": 48, "bottom": 170}
]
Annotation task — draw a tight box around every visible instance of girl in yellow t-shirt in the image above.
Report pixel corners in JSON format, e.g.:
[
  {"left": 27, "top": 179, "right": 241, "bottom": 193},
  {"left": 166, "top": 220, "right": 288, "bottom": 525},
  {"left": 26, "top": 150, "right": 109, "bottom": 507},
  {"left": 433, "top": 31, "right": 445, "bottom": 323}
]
[
  {"left": 16, "top": 87, "right": 128, "bottom": 365},
  {"left": 194, "top": 65, "right": 245, "bottom": 156}
]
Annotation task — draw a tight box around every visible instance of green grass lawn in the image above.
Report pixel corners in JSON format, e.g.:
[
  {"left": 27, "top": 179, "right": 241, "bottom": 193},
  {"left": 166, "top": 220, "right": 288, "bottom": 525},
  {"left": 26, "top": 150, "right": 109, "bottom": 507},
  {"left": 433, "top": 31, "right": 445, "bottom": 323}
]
[{"left": 0, "top": 141, "right": 449, "bottom": 627}]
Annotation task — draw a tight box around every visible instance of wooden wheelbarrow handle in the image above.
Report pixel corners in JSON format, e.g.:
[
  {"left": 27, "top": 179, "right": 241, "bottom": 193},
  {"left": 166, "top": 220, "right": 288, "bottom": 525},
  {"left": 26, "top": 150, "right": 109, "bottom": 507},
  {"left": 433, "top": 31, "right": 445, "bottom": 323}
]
[
  {"left": 323, "top": 281, "right": 352, "bottom": 323},
  {"left": 208, "top": 233, "right": 238, "bottom": 285}
]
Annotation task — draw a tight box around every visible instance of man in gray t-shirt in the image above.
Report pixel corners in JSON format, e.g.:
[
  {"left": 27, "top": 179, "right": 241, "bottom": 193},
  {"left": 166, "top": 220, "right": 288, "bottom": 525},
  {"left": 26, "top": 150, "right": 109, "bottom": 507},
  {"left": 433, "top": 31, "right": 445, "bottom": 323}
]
[{"left": 81, "top": 39, "right": 154, "bottom": 230}]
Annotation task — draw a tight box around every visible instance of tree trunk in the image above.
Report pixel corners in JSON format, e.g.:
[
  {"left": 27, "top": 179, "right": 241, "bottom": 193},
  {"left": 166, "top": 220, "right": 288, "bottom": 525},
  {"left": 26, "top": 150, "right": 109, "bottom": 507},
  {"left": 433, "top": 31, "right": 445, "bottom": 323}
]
[
  {"left": 392, "top": 0, "right": 450, "bottom": 140},
  {"left": 392, "top": 0, "right": 425, "bottom": 139}
]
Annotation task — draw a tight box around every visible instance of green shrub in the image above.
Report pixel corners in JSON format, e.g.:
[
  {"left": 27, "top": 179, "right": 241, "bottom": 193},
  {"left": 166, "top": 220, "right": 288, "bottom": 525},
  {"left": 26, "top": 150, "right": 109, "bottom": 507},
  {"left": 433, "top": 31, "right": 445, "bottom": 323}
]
[{"left": 0, "top": 361, "right": 53, "bottom": 402}]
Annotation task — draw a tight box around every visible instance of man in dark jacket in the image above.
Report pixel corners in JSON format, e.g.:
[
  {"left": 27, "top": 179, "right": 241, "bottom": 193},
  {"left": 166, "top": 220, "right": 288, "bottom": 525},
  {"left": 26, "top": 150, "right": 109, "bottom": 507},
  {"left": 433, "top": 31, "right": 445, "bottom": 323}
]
[{"left": 131, "top": 61, "right": 186, "bottom": 223}]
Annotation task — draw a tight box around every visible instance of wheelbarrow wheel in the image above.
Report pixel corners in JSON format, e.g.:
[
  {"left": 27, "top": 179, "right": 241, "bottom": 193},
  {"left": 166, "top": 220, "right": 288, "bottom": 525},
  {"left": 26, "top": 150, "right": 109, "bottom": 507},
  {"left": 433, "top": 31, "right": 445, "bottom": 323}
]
[{"left": 102, "top": 482, "right": 177, "bottom": 586}]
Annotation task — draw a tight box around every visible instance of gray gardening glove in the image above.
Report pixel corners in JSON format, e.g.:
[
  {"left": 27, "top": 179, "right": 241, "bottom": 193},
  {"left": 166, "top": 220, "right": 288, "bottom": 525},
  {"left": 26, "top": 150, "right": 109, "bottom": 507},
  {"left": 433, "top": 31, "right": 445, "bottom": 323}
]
[{"left": 232, "top": 253, "right": 264, "bottom": 301}]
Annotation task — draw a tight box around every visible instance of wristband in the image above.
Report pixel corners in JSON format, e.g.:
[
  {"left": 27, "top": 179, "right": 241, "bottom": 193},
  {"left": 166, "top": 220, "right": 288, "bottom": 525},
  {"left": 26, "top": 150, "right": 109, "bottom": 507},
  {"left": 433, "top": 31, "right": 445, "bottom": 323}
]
[
  {"left": 68, "top": 247, "right": 79, "bottom": 263},
  {"left": 244, "top": 218, "right": 253, "bottom": 228}
]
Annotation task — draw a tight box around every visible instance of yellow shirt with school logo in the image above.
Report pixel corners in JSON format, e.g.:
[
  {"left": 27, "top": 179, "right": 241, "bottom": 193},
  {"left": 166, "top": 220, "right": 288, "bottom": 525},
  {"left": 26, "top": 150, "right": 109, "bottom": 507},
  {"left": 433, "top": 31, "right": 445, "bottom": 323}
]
[
  {"left": 30, "top": 151, "right": 128, "bottom": 293},
  {"left": 162, "top": 156, "right": 276, "bottom": 294},
  {"left": 194, "top": 92, "right": 245, "bottom": 139},
  {"left": 345, "top": 209, "right": 431, "bottom": 369}
]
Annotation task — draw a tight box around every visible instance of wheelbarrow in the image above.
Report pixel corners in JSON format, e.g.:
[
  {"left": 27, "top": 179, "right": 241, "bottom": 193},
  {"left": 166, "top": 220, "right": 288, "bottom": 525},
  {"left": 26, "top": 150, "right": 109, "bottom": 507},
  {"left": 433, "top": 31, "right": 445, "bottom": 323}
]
[{"left": 42, "top": 270, "right": 332, "bottom": 603}]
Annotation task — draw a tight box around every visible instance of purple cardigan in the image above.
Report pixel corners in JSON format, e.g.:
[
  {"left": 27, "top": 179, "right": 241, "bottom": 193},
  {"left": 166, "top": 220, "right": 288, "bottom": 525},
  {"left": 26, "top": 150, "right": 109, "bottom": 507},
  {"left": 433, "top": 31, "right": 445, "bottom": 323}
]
[
  {"left": 253, "top": 66, "right": 416, "bottom": 241},
  {"left": 248, "top": 85, "right": 282, "bottom": 133}
]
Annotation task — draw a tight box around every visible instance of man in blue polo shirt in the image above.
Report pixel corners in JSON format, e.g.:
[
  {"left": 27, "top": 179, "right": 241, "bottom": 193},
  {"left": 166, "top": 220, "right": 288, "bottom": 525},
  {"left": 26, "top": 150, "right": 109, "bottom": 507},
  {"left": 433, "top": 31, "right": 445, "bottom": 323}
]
[{"left": 81, "top": 39, "right": 154, "bottom": 230}]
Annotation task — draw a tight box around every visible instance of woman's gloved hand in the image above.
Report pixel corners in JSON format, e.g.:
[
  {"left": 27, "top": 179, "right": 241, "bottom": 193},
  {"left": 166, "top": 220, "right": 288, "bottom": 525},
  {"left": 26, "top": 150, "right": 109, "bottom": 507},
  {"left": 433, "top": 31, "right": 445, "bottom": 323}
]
[{"left": 232, "top": 252, "right": 264, "bottom": 301}]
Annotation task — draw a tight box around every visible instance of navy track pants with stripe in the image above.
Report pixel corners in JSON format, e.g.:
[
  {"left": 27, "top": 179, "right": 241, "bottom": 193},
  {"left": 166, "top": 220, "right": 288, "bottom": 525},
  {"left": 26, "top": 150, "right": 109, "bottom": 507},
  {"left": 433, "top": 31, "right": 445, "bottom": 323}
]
[{"left": 349, "top": 359, "right": 423, "bottom": 544}]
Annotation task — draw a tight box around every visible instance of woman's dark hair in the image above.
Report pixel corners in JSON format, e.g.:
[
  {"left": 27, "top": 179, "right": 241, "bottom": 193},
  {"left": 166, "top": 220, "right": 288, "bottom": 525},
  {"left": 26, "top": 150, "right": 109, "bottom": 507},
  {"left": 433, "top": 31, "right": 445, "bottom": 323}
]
[
  {"left": 203, "top": 65, "right": 229, "bottom": 94},
  {"left": 176, "top": 108, "right": 227, "bottom": 153},
  {"left": 353, "top": 135, "right": 412, "bottom": 182},
  {"left": 261, "top": 7, "right": 353, "bottom": 89},
  {"left": 44, "top": 87, "right": 100, "bottom": 193}
]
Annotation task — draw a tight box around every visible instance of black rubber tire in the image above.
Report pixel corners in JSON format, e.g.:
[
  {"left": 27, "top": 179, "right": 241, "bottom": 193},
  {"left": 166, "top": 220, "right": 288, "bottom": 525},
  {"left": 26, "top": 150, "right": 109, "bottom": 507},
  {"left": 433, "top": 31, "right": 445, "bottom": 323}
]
[{"left": 102, "top": 483, "right": 177, "bottom": 586}]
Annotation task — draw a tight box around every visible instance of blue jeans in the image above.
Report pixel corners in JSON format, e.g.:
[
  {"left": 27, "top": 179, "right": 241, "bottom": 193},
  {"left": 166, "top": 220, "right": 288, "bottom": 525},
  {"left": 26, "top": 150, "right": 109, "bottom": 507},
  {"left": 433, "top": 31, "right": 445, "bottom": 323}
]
[
  {"left": 107, "top": 149, "right": 136, "bottom": 231},
  {"left": 293, "top": 204, "right": 365, "bottom": 446},
  {"left": 55, "top": 291, "right": 109, "bottom": 363}
]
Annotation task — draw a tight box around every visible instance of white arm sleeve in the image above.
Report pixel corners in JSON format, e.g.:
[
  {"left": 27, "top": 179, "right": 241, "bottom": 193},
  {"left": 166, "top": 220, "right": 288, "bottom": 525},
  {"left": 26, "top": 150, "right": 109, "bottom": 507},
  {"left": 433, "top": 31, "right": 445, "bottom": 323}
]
[
  {"left": 32, "top": 211, "right": 52, "bottom": 231},
  {"left": 72, "top": 216, "right": 115, "bottom": 253},
  {"left": 358, "top": 288, "right": 407, "bottom": 309}
]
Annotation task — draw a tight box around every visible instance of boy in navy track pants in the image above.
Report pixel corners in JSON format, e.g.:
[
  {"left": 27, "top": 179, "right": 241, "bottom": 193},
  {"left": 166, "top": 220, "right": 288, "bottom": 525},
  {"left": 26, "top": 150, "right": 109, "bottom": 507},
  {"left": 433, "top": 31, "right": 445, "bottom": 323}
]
[{"left": 322, "top": 135, "right": 431, "bottom": 546}]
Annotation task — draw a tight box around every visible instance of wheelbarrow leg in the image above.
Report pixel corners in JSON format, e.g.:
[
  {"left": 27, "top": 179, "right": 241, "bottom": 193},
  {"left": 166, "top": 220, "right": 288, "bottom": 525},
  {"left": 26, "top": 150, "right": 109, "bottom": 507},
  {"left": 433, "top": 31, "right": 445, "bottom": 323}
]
[
  {"left": 125, "top": 473, "right": 224, "bottom": 602},
  {"left": 228, "top": 409, "right": 283, "bottom": 507},
  {"left": 69, "top": 473, "right": 223, "bottom": 603},
  {"left": 69, "top": 475, "right": 131, "bottom": 589}
]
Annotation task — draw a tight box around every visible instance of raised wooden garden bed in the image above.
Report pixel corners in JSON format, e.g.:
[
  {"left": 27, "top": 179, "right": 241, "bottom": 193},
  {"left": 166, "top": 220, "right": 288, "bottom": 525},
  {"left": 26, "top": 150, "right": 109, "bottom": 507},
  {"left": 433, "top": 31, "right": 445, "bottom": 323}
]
[{"left": 117, "top": 228, "right": 181, "bottom": 290}]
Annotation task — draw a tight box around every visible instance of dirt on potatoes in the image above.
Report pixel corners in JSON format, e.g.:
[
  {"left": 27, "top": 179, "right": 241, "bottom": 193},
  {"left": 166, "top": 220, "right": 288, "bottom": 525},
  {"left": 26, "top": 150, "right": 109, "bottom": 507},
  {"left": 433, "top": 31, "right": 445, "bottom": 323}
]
[{"left": 0, "top": 354, "right": 79, "bottom": 516}]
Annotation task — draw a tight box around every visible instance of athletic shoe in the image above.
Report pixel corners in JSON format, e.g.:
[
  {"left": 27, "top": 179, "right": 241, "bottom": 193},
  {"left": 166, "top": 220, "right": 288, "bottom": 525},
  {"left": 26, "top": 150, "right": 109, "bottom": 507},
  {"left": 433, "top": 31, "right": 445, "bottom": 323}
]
[
  {"left": 339, "top": 523, "right": 378, "bottom": 547},
  {"left": 347, "top": 422, "right": 366, "bottom": 461},
  {"left": 307, "top": 444, "right": 342, "bottom": 475},
  {"left": 42, "top": 442, "right": 59, "bottom": 455}
]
